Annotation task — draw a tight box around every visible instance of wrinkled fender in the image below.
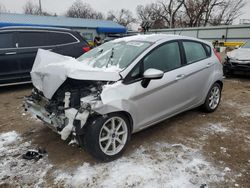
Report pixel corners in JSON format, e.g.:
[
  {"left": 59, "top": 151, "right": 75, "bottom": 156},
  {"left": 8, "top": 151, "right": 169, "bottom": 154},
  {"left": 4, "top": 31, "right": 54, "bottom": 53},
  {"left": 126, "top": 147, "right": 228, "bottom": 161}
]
[{"left": 94, "top": 99, "right": 138, "bottom": 133}]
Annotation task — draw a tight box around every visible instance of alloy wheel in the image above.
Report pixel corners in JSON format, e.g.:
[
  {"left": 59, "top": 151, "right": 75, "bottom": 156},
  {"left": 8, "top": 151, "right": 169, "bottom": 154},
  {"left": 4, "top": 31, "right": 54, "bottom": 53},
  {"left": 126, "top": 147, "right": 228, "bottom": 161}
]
[
  {"left": 99, "top": 117, "right": 128, "bottom": 156},
  {"left": 208, "top": 86, "right": 220, "bottom": 110}
]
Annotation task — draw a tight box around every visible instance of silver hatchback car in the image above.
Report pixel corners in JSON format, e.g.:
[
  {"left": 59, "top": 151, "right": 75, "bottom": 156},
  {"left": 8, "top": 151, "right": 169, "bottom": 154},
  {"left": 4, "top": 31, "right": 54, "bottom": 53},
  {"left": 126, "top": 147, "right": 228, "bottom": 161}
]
[{"left": 25, "top": 34, "right": 223, "bottom": 161}]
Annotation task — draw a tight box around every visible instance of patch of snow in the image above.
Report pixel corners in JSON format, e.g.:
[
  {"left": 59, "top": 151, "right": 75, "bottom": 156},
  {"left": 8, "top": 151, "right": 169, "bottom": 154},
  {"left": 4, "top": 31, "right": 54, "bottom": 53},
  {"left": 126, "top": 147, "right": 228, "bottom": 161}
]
[
  {"left": 201, "top": 123, "right": 231, "bottom": 135},
  {"left": 55, "top": 142, "right": 224, "bottom": 188},
  {"left": 0, "top": 131, "right": 20, "bottom": 151},
  {"left": 220, "top": 147, "right": 227, "bottom": 153},
  {"left": 225, "top": 100, "right": 250, "bottom": 117},
  {"left": 102, "top": 81, "right": 122, "bottom": 91},
  {"left": 224, "top": 167, "right": 231, "bottom": 172},
  {"left": 0, "top": 131, "right": 52, "bottom": 187}
]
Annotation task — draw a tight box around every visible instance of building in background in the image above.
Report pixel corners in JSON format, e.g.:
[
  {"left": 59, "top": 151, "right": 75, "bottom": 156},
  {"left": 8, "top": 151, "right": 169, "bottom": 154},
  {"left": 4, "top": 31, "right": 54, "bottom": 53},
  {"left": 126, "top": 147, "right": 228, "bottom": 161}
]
[
  {"left": 239, "top": 19, "right": 250, "bottom": 25},
  {"left": 0, "top": 13, "right": 127, "bottom": 45}
]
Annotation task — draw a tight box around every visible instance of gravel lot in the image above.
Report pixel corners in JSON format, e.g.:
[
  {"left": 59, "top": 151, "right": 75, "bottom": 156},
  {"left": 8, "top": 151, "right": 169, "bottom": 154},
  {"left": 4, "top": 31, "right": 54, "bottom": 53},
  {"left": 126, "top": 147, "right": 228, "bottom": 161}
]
[{"left": 0, "top": 78, "right": 249, "bottom": 187}]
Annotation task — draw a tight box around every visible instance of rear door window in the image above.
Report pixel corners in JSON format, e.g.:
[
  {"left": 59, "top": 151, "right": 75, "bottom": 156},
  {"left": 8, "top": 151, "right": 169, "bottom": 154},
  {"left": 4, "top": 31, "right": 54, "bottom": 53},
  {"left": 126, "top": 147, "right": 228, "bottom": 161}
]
[
  {"left": 0, "top": 32, "right": 15, "bottom": 49},
  {"left": 18, "top": 31, "right": 49, "bottom": 48},
  {"left": 183, "top": 41, "right": 208, "bottom": 64},
  {"left": 47, "top": 32, "right": 78, "bottom": 45}
]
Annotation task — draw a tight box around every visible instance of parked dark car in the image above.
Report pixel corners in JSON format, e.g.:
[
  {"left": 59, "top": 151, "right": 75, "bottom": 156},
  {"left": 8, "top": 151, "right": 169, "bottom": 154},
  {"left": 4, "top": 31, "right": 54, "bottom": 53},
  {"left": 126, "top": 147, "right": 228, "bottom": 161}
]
[{"left": 0, "top": 26, "right": 90, "bottom": 85}]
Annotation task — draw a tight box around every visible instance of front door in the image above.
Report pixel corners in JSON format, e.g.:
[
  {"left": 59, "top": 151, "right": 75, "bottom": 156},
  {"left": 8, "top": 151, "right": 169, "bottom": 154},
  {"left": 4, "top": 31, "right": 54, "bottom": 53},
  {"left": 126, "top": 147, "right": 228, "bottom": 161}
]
[
  {"left": 0, "top": 31, "right": 21, "bottom": 84},
  {"left": 124, "top": 41, "right": 191, "bottom": 130}
]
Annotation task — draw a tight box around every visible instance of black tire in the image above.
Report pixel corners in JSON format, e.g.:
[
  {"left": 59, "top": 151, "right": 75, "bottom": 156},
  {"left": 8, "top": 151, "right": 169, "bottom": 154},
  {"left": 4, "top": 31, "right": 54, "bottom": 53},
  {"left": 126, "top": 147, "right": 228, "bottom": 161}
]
[
  {"left": 84, "top": 113, "right": 131, "bottom": 162},
  {"left": 202, "top": 83, "right": 222, "bottom": 113}
]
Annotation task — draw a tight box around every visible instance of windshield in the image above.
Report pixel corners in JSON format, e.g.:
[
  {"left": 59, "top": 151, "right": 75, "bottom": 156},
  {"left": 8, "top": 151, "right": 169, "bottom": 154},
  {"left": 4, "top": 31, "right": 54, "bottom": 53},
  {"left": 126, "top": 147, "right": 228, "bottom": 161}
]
[
  {"left": 242, "top": 41, "right": 250, "bottom": 48},
  {"left": 78, "top": 40, "right": 151, "bottom": 70}
]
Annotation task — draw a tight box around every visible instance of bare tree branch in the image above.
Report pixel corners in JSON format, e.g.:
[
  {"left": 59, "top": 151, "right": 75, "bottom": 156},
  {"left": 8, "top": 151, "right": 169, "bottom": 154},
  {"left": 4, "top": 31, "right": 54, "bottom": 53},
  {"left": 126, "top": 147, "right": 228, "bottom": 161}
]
[
  {"left": 23, "top": 0, "right": 51, "bottom": 16},
  {"left": 66, "top": 0, "right": 104, "bottom": 19},
  {"left": 107, "top": 9, "right": 136, "bottom": 28},
  {"left": 0, "top": 3, "right": 7, "bottom": 13},
  {"left": 136, "top": 3, "right": 166, "bottom": 29}
]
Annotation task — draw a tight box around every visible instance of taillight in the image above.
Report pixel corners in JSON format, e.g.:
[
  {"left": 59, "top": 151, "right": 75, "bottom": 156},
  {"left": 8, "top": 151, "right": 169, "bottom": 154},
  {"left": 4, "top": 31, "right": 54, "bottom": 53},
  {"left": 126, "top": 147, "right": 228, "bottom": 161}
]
[
  {"left": 213, "top": 49, "right": 222, "bottom": 63},
  {"left": 83, "top": 47, "right": 91, "bottom": 52}
]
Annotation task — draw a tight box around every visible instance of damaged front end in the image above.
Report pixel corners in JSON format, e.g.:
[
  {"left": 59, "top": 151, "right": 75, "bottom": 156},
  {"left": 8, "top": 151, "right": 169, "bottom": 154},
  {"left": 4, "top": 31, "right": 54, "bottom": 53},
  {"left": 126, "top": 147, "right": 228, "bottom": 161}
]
[{"left": 24, "top": 79, "right": 107, "bottom": 144}]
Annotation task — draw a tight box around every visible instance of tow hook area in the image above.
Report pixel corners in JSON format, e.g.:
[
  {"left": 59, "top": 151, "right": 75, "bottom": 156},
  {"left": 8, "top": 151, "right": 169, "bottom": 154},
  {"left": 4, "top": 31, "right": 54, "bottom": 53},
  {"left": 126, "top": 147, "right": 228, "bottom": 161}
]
[
  {"left": 59, "top": 92, "right": 91, "bottom": 141},
  {"left": 24, "top": 90, "right": 101, "bottom": 143}
]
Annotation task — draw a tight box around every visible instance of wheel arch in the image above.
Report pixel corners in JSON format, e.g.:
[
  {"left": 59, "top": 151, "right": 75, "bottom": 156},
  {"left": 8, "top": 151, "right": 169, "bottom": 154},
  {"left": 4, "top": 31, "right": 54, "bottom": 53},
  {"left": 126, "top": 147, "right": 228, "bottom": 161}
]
[
  {"left": 215, "top": 80, "right": 223, "bottom": 90},
  {"left": 107, "top": 111, "right": 134, "bottom": 134}
]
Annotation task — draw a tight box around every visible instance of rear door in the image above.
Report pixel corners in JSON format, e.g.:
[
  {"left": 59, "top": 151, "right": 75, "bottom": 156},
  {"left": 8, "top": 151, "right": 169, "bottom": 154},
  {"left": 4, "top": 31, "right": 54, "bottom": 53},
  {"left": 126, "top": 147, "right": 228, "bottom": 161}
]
[
  {"left": 180, "top": 40, "right": 213, "bottom": 105},
  {"left": 0, "top": 31, "right": 21, "bottom": 84},
  {"left": 17, "top": 31, "right": 51, "bottom": 80}
]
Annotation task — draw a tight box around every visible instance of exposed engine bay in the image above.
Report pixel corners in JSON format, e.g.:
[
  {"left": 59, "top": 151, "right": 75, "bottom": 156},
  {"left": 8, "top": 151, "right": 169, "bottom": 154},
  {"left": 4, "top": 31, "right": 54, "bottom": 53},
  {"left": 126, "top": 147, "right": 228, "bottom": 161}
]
[{"left": 25, "top": 78, "right": 110, "bottom": 143}]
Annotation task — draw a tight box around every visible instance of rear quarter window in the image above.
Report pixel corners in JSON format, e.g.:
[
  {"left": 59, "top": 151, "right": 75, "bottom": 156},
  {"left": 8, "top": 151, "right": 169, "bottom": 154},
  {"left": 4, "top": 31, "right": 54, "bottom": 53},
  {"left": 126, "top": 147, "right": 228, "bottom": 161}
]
[
  {"left": 47, "top": 32, "right": 78, "bottom": 45},
  {"left": 204, "top": 44, "right": 212, "bottom": 56},
  {"left": 183, "top": 41, "right": 208, "bottom": 64}
]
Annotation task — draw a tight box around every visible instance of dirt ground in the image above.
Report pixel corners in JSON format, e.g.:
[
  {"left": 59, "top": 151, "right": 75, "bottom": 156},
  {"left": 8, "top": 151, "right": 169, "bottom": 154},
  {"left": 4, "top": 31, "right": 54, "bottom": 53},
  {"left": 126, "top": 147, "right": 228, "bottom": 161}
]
[{"left": 0, "top": 77, "right": 249, "bottom": 187}]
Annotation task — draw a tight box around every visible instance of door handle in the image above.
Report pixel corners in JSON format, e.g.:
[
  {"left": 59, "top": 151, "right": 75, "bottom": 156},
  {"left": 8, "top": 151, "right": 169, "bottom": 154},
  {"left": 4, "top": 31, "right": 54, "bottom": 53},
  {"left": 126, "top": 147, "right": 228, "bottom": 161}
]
[
  {"left": 176, "top": 74, "right": 185, "bottom": 80},
  {"left": 206, "top": 63, "right": 212, "bottom": 68},
  {"left": 5, "top": 52, "right": 17, "bottom": 55}
]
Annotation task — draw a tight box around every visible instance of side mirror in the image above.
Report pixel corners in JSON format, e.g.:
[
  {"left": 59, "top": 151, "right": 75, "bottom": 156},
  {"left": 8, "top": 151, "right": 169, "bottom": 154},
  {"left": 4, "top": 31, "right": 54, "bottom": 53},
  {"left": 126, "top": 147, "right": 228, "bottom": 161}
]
[
  {"left": 141, "top": 68, "right": 164, "bottom": 88},
  {"left": 143, "top": 68, "right": 164, "bottom": 79}
]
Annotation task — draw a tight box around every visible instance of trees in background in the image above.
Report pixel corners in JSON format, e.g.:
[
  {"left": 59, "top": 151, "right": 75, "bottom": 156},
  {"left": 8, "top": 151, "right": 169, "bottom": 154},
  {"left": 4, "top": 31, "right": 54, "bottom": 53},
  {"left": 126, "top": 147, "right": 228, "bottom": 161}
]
[
  {"left": 23, "top": 0, "right": 51, "bottom": 16},
  {"left": 1, "top": 0, "right": 247, "bottom": 29},
  {"left": 65, "top": 0, "right": 104, "bottom": 19},
  {"left": 107, "top": 9, "right": 136, "bottom": 28},
  {"left": 0, "top": 3, "right": 6, "bottom": 13},
  {"left": 136, "top": 0, "right": 247, "bottom": 29},
  {"left": 182, "top": 0, "right": 246, "bottom": 27},
  {"left": 136, "top": 3, "right": 166, "bottom": 29}
]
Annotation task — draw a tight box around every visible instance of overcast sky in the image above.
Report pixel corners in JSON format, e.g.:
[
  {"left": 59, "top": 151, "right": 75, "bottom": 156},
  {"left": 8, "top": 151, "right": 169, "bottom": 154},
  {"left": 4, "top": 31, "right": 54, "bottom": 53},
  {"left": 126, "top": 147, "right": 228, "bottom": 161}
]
[{"left": 1, "top": 0, "right": 250, "bottom": 24}]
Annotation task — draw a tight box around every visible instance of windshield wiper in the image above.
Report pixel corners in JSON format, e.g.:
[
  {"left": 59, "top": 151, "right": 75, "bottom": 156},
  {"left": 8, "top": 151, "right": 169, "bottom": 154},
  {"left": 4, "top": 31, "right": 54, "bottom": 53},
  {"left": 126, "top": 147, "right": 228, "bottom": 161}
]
[{"left": 106, "top": 48, "right": 114, "bottom": 68}]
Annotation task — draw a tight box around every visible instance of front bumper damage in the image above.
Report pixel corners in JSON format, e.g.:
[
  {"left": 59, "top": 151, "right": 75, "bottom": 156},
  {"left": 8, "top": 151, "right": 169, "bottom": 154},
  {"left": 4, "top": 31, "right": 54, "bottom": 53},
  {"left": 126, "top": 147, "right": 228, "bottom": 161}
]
[
  {"left": 24, "top": 90, "right": 102, "bottom": 143},
  {"left": 224, "top": 58, "right": 250, "bottom": 75}
]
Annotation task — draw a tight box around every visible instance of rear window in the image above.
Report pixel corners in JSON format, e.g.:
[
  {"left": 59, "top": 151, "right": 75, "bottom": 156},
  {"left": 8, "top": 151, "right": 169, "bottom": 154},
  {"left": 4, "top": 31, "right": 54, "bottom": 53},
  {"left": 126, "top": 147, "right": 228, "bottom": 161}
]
[
  {"left": 0, "top": 32, "right": 15, "bottom": 49},
  {"left": 183, "top": 41, "right": 208, "bottom": 64},
  {"left": 47, "top": 32, "right": 78, "bottom": 45}
]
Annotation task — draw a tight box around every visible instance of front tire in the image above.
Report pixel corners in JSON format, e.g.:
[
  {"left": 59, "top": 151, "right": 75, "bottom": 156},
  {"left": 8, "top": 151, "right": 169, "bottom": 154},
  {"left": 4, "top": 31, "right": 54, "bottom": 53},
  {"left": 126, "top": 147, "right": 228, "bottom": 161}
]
[
  {"left": 202, "top": 83, "right": 222, "bottom": 113},
  {"left": 84, "top": 113, "right": 131, "bottom": 161}
]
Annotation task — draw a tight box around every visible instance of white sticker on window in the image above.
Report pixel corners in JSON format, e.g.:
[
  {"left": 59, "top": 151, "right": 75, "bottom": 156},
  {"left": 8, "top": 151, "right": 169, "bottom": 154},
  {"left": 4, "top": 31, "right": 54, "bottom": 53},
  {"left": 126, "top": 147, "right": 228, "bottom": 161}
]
[{"left": 127, "top": 42, "right": 144, "bottom": 47}]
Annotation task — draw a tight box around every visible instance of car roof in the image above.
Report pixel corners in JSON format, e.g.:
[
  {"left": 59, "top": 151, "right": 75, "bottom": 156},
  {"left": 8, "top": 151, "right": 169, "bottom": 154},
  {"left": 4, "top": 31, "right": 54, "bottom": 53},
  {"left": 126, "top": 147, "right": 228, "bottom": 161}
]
[
  {"left": 0, "top": 26, "right": 72, "bottom": 32},
  {"left": 113, "top": 34, "right": 211, "bottom": 45}
]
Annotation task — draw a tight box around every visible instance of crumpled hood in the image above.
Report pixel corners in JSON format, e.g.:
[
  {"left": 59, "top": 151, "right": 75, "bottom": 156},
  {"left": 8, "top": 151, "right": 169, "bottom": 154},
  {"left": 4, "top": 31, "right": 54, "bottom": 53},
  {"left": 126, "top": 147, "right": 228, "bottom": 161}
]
[
  {"left": 227, "top": 48, "right": 250, "bottom": 61},
  {"left": 31, "top": 49, "right": 121, "bottom": 99}
]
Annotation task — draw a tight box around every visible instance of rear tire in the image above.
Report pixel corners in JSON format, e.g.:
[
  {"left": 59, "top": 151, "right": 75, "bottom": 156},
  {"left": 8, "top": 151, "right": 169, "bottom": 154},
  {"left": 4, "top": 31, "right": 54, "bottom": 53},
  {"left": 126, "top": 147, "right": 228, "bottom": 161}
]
[
  {"left": 202, "top": 83, "right": 222, "bottom": 113},
  {"left": 84, "top": 113, "right": 131, "bottom": 162}
]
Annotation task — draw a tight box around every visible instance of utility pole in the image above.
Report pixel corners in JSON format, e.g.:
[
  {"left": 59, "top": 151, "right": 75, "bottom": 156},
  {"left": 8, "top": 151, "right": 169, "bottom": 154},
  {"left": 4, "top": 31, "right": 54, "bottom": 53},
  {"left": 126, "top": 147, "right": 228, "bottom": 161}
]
[
  {"left": 170, "top": 2, "right": 173, "bottom": 29},
  {"left": 39, "top": 0, "right": 42, "bottom": 14}
]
